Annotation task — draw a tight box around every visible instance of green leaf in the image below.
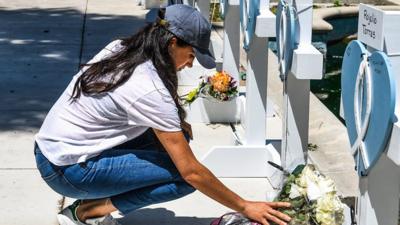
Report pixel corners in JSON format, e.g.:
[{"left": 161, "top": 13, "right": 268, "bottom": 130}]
[
  {"left": 291, "top": 197, "right": 305, "bottom": 209},
  {"left": 185, "top": 88, "right": 199, "bottom": 103},
  {"left": 292, "top": 164, "right": 305, "bottom": 176},
  {"left": 297, "top": 213, "right": 306, "bottom": 221}
]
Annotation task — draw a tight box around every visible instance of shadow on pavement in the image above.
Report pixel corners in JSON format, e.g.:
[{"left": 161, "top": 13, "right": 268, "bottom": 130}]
[
  {"left": 0, "top": 7, "right": 144, "bottom": 131},
  {"left": 118, "top": 207, "right": 216, "bottom": 225}
]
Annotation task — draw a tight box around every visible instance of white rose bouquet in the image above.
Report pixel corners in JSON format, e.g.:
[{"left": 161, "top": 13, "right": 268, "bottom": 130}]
[{"left": 273, "top": 165, "right": 345, "bottom": 225}]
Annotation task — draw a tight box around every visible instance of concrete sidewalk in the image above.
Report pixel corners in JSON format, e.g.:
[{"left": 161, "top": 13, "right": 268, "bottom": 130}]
[
  {"left": 0, "top": 1, "right": 357, "bottom": 224},
  {"left": 0, "top": 1, "right": 85, "bottom": 224}
]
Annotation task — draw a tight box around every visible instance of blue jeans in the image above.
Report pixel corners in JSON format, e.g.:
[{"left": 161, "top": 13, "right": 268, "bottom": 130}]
[{"left": 34, "top": 129, "right": 195, "bottom": 214}]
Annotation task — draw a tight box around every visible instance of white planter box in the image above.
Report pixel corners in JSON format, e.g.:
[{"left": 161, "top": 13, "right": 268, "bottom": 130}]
[
  {"left": 143, "top": 0, "right": 168, "bottom": 9},
  {"left": 185, "top": 97, "right": 242, "bottom": 123}
]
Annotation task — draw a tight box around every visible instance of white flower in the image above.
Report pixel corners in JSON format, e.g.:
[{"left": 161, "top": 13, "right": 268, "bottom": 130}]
[
  {"left": 315, "top": 192, "right": 345, "bottom": 225},
  {"left": 289, "top": 184, "right": 304, "bottom": 199},
  {"left": 296, "top": 166, "right": 315, "bottom": 188},
  {"left": 295, "top": 165, "right": 337, "bottom": 201},
  {"left": 306, "top": 176, "right": 323, "bottom": 201},
  {"left": 318, "top": 177, "right": 336, "bottom": 194}
]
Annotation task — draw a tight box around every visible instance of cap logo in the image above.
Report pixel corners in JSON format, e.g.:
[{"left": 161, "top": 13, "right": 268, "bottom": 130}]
[{"left": 158, "top": 19, "right": 169, "bottom": 27}]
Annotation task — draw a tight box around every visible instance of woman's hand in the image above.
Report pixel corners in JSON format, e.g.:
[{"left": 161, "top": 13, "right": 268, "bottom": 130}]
[{"left": 241, "top": 201, "right": 291, "bottom": 225}]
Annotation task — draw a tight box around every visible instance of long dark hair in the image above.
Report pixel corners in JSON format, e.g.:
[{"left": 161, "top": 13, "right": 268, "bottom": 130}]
[{"left": 71, "top": 9, "right": 188, "bottom": 122}]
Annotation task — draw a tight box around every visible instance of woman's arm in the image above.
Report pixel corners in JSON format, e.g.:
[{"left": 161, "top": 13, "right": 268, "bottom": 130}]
[{"left": 153, "top": 129, "right": 291, "bottom": 225}]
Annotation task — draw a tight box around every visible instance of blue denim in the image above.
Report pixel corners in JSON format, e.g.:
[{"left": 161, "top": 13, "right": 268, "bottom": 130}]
[{"left": 34, "top": 129, "right": 195, "bottom": 214}]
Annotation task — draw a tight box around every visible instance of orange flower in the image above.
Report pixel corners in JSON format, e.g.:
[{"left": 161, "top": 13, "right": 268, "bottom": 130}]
[{"left": 210, "top": 71, "right": 231, "bottom": 92}]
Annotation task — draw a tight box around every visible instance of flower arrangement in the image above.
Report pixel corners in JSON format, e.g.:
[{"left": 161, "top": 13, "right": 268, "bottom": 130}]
[
  {"left": 183, "top": 71, "right": 238, "bottom": 105},
  {"left": 273, "top": 165, "right": 345, "bottom": 225}
]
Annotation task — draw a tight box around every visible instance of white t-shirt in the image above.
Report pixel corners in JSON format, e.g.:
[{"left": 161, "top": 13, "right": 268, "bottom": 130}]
[{"left": 35, "top": 40, "right": 182, "bottom": 166}]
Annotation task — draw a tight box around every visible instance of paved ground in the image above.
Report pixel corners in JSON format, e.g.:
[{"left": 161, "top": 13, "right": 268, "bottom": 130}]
[
  {"left": 0, "top": 1, "right": 358, "bottom": 224},
  {"left": 1, "top": 1, "right": 85, "bottom": 224}
]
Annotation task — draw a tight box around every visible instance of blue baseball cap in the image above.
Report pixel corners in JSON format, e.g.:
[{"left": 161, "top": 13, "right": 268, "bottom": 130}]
[{"left": 165, "top": 4, "right": 216, "bottom": 69}]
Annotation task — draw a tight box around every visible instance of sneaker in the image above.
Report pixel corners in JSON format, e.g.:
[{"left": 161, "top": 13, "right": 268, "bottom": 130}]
[{"left": 57, "top": 200, "right": 121, "bottom": 225}]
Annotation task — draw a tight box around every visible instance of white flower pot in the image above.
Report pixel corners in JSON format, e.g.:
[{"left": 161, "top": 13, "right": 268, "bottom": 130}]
[
  {"left": 143, "top": 0, "right": 168, "bottom": 9},
  {"left": 184, "top": 97, "right": 242, "bottom": 123}
]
